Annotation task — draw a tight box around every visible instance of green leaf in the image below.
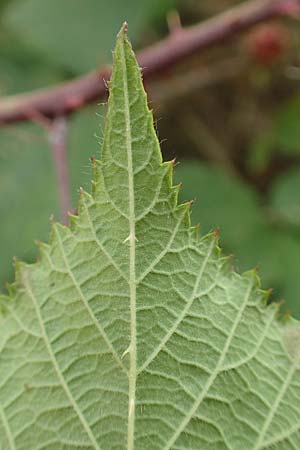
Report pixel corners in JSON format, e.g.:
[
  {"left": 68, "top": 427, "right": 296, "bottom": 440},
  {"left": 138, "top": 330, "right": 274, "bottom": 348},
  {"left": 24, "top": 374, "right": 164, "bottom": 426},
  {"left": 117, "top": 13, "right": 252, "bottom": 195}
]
[
  {"left": 273, "top": 98, "right": 300, "bottom": 155},
  {"left": 0, "top": 27, "right": 65, "bottom": 96},
  {"left": 247, "top": 133, "right": 274, "bottom": 174},
  {"left": 245, "top": 98, "right": 300, "bottom": 166},
  {"left": 1, "top": 27, "right": 300, "bottom": 450},
  {"left": 270, "top": 168, "right": 300, "bottom": 227}
]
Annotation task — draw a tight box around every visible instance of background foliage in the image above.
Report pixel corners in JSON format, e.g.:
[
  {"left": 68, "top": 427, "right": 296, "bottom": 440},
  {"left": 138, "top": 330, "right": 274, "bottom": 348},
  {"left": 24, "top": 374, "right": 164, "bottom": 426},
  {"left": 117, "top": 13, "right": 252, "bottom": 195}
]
[{"left": 1, "top": 0, "right": 300, "bottom": 315}]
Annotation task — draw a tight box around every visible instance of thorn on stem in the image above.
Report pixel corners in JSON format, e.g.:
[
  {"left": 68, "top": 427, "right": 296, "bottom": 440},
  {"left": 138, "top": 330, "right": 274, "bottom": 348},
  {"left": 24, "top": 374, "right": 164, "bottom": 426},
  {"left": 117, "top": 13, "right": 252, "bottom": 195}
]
[
  {"left": 48, "top": 117, "right": 71, "bottom": 226},
  {"left": 26, "top": 108, "right": 52, "bottom": 129},
  {"left": 167, "top": 9, "right": 182, "bottom": 36}
]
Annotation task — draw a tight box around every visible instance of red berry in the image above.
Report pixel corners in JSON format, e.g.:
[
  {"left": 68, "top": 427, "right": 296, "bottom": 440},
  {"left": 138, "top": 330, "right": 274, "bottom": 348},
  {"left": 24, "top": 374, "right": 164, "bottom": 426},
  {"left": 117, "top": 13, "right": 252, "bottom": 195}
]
[{"left": 245, "top": 23, "right": 290, "bottom": 66}]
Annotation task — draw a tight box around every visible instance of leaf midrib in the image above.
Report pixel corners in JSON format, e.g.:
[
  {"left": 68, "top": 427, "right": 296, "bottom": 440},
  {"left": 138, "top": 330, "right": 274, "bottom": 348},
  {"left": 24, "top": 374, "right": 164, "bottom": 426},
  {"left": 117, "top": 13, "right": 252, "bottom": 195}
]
[{"left": 118, "top": 34, "right": 137, "bottom": 450}]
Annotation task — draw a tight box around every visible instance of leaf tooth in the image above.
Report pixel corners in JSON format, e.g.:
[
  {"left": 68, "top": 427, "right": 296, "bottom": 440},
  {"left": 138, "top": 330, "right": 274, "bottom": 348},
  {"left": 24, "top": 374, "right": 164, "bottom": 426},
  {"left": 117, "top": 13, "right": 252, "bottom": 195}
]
[
  {"left": 0, "top": 294, "right": 9, "bottom": 317},
  {"left": 47, "top": 221, "right": 70, "bottom": 261},
  {"left": 79, "top": 186, "right": 84, "bottom": 197},
  {"left": 14, "top": 257, "right": 30, "bottom": 273},
  {"left": 190, "top": 222, "right": 201, "bottom": 241},
  {"left": 90, "top": 160, "right": 107, "bottom": 200},
  {"left": 224, "top": 253, "right": 235, "bottom": 265},
  {"left": 90, "top": 154, "right": 102, "bottom": 169},
  {"left": 220, "top": 253, "right": 235, "bottom": 273},
  {"left": 212, "top": 226, "right": 220, "bottom": 238},
  {"left": 68, "top": 212, "right": 79, "bottom": 231},
  {"left": 197, "top": 231, "right": 223, "bottom": 264},
  {"left": 91, "top": 180, "right": 96, "bottom": 195},
  {"left": 171, "top": 183, "right": 182, "bottom": 207},
  {"left": 52, "top": 221, "right": 71, "bottom": 239},
  {"left": 163, "top": 159, "right": 175, "bottom": 180},
  {"left": 262, "top": 287, "right": 274, "bottom": 304},
  {"left": 203, "top": 228, "right": 221, "bottom": 243},
  {"left": 49, "top": 213, "right": 56, "bottom": 225},
  {"left": 170, "top": 157, "right": 177, "bottom": 167},
  {"left": 35, "top": 241, "right": 52, "bottom": 267},
  {"left": 77, "top": 188, "right": 93, "bottom": 213},
  {"left": 89, "top": 155, "right": 96, "bottom": 165},
  {"left": 5, "top": 280, "right": 16, "bottom": 297},
  {"left": 254, "top": 264, "right": 260, "bottom": 274},
  {"left": 281, "top": 304, "right": 291, "bottom": 322},
  {"left": 270, "top": 298, "right": 281, "bottom": 314},
  {"left": 242, "top": 267, "right": 261, "bottom": 288},
  {"left": 176, "top": 200, "right": 193, "bottom": 228},
  {"left": 161, "top": 160, "right": 184, "bottom": 211},
  {"left": 11, "top": 258, "right": 33, "bottom": 295}
]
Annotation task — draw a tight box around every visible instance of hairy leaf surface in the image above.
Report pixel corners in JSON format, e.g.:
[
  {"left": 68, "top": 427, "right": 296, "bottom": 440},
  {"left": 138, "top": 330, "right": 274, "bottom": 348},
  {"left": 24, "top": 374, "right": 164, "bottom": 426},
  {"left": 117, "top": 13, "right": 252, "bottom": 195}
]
[{"left": 1, "top": 26, "right": 300, "bottom": 450}]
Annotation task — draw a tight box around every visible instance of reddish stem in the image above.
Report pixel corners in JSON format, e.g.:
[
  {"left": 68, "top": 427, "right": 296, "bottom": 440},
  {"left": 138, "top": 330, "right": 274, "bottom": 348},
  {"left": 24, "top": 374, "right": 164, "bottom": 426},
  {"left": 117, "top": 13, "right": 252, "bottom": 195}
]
[
  {"left": 0, "top": 0, "right": 294, "bottom": 125},
  {"left": 48, "top": 117, "right": 71, "bottom": 225}
]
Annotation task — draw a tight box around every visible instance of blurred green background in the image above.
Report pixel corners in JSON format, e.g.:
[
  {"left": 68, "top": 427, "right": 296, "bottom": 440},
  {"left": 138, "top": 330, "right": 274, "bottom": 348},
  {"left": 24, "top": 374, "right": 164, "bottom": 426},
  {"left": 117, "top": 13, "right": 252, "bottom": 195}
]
[{"left": 1, "top": 0, "right": 300, "bottom": 316}]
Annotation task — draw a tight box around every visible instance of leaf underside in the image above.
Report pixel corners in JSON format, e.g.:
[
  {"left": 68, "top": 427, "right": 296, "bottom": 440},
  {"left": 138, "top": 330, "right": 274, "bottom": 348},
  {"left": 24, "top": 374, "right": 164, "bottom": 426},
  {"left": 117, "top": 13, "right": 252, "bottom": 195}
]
[{"left": 1, "top": 26, "right": 300, "bottom": 450}]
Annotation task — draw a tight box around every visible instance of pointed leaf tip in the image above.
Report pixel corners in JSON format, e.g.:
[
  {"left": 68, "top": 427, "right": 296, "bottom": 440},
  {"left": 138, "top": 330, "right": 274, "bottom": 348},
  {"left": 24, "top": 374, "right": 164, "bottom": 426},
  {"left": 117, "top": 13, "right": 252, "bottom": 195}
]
[{"left": 118, "top": 21, "right": 128, "bottom": 38}]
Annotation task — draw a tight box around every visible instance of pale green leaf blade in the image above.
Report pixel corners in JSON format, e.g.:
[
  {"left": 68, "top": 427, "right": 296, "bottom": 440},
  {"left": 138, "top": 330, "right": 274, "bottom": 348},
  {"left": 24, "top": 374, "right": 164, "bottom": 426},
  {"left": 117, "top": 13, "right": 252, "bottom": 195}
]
[{"left": 1, "top": 26, "right": 300, "bottom": 450}]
